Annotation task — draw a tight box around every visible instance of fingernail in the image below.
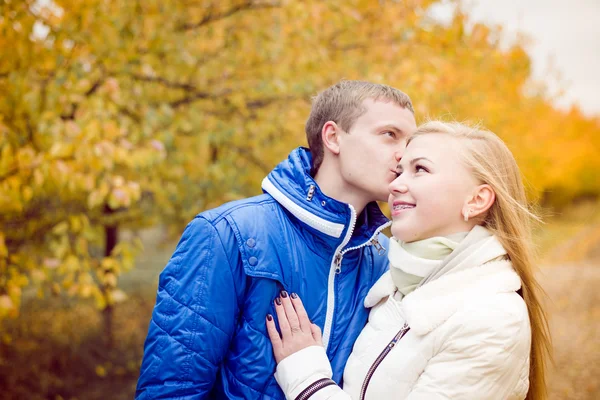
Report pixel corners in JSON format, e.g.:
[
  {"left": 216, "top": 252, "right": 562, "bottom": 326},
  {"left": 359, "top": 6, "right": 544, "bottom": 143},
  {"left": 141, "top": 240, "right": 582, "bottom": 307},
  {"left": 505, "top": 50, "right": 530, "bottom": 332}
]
[
  {"left": 275, "top": 297, "right": 282, "bottom": 306},
  {"left": 291, "top": 292, "right": 298, "bottom": 299},
  {"left": 280, "top": 290, "right": 288, "bottom": 298},
  {"left": 267, "top": 314, "right": 273, "bottom": 321}
]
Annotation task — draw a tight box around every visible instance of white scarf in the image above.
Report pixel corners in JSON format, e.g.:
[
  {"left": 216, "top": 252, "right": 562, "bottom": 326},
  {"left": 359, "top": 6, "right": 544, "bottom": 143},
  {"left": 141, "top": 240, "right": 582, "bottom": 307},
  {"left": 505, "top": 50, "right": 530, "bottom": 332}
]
[
  {"left": 388, "top": 233, "right": 466, "bottom": 297},
  {"left": 366, "top": 225, "right": 508, "bottom": 308}
]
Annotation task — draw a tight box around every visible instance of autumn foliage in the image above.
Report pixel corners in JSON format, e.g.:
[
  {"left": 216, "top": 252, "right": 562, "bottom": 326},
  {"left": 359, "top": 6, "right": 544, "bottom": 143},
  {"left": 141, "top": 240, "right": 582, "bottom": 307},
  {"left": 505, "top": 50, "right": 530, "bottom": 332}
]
[{"left": 1, "top": 0, "right": 599, "bottom": 324}]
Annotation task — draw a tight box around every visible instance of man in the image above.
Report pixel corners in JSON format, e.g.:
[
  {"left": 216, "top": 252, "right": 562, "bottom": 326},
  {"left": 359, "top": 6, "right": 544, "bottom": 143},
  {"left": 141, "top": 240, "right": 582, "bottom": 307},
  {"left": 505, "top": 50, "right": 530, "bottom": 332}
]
[{"left": 136, "top": 80, "right": 416, "bottom": 399}]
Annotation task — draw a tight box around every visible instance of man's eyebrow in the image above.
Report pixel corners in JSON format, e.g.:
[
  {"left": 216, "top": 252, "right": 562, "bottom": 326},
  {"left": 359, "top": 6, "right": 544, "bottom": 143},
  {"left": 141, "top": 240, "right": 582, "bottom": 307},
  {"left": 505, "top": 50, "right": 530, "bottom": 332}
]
[{"left": 377, "top": 124, "right": 407, "bottom": 135}]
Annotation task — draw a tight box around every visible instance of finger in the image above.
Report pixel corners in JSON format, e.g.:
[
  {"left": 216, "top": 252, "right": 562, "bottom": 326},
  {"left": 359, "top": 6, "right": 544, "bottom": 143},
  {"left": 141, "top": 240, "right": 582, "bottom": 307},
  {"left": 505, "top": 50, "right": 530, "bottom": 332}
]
[
  {"left": 274, "top": 297, "right": 291, "bottom": 338},
  {"left": 266, "top": 314, "right": 282, "bottom": 346},
  {"left": 290, "top": 293, "right": 311, "bottom": 332},
  {"left": 280, "top": 291, "right": 302, "bottom": 333},
  {"left": 265, "top": 314, "right": 283, "bottom": 362},
  {"left": 310, "top": 323, "right": 323, "bottom": 346}
]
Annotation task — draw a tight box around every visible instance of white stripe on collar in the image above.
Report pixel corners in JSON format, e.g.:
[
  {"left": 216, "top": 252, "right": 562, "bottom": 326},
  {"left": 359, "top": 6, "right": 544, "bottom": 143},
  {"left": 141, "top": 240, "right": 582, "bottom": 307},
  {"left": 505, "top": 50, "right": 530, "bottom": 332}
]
[{"left": 262, "top": 177, "right": 345, "bottom": 238}]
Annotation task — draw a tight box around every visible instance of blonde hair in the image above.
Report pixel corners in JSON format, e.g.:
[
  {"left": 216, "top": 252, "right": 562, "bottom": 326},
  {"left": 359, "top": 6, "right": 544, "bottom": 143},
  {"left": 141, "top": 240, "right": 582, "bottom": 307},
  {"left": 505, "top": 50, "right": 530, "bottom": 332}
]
[
  {"left": 305, "top": 80, "right": 413, "bottom": 175},
  {"left": 410, "top": 121, "right": 552, "bottom": 400}
]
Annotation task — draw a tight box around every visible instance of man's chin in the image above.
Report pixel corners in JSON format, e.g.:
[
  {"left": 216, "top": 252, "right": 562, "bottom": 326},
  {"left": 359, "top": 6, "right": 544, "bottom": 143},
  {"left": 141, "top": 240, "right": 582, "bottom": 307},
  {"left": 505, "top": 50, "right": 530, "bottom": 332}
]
[{"left": 378, "top": 191, "right": 392, "bottom": 202}]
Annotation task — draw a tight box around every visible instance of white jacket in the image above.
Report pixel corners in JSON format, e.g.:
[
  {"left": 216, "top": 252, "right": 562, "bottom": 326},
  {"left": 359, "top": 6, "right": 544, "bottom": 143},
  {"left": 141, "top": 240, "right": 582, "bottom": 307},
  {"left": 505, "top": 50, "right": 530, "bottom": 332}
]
[{"left": 275, "top": 230, "right": 531, "bottom": 400}]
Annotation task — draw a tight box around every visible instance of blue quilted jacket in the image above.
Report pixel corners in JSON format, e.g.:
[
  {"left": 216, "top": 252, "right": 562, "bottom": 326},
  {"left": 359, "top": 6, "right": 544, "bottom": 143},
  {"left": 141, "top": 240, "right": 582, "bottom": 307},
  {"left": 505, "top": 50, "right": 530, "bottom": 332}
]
[{"left": 136, "top": 147, "right": 391, "bottom": 399}]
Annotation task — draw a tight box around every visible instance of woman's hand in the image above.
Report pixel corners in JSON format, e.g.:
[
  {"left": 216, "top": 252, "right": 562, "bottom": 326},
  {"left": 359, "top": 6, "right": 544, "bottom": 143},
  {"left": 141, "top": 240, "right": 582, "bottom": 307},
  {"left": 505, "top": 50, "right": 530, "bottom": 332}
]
[{"left": 266, "top": 291, "right": 323, "bottom": 364}]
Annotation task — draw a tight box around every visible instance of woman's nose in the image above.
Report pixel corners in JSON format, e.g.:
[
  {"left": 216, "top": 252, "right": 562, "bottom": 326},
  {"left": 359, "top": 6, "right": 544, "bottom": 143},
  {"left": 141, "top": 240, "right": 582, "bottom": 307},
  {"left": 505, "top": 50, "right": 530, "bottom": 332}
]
[{"left": 388, "top": 177, "right": 408, "bottom": 194}]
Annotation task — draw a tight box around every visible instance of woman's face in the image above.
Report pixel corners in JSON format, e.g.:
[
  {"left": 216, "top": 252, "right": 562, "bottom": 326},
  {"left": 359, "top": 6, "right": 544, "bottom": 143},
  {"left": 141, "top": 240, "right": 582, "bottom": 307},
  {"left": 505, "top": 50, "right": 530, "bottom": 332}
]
[{"left": 388, "top": 134, "right": 480, "bottom": 242}]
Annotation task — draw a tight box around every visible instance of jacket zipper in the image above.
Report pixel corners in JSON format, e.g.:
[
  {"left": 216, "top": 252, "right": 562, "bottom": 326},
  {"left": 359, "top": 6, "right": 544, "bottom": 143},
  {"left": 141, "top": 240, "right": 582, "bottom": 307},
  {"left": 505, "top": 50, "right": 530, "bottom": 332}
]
[
  {"left": 359, "top": 322, "right": 410, "bottom": 400},
  {"left": 322, "top": 205, "right": 357, "bottom": 349},
  {"left": 295, "top": 378, "right": 336, "bottom": 400},
  {"left": 323, "top": 218, "right": 391, "bottom": 349},
  {"left": 333, "top": 220, "right": 391, "bottom": 274}
]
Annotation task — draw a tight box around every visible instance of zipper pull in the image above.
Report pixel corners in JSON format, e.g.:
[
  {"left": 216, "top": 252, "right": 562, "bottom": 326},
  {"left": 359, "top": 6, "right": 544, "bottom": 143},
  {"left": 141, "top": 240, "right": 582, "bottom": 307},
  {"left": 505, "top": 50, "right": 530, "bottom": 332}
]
[
  {"left": 334, "top": 253, "right": 342, "bottom": 274},
  {"left": 306, "top": 185, "right": 315, "bottom": 201},
  {"left": 370, "top": 238, "right": 386, "bottom": 255}
]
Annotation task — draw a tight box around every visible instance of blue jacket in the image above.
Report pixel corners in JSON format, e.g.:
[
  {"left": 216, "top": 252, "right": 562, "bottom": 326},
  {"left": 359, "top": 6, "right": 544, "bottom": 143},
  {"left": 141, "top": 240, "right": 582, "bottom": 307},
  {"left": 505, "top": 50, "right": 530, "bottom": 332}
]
[{"left": 136, "top": 147, "right": 391, "bottom": 399}]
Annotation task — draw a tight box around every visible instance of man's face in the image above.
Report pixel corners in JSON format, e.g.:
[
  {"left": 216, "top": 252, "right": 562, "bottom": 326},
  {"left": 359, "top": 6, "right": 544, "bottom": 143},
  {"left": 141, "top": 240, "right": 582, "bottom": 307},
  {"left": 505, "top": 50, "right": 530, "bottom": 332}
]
[{"left": 337, "top": 99, "right": 417, "bottom": 204}]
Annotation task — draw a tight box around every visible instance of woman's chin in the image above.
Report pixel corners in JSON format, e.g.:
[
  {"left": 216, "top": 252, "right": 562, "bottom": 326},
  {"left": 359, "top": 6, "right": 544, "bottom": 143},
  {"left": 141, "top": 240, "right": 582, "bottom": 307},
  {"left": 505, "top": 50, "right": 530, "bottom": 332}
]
[{"left": 391, "top": 229, "right": 416, "bottom": 242}]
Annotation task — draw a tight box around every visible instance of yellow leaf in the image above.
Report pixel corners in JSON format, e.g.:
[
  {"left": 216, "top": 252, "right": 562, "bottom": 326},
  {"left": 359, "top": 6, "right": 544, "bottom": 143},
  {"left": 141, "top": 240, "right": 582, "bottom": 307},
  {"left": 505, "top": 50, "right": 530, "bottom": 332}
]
[
  {"left": 108, "top": 188, "right": 130, "bottom": 209},
  {"left": 17, "top": 147, "right": 36, "bottom": 168},
  {"left": 49, "top": 142, "right": 73, "bottom": 158},
  {"left": 0, "top": 233, "right": 7, "bottom": 258},
  {"left": 0, "top": 295, "right": 14, "bottom": 311},
  {"left": 80, "top": 284, "right": 93, "bottom": 298},
  {"left": 111, "top": 289, "right": 127, "bottom": 303},
  {"left": 101, "top": 258, "right": 118, "bottom": 271},
  {"left": 64, "top": 255, "right": 79, "bottom": 272},
  {"left": 75, "top": 237, "right": 89, "bottom": 256},
  {"left": 22, "top": 186, "right": 33, "bottom": 202},
  {"left": 87, "top": 190, "right": 104, "bottom": 209},
  {"left": 103, "top": 273, "right": 117, "bottom": 288},
  {"left": 33, "top": 169, "right": 44, "bottom": 186},
  {"left": 95, "top": 365, "right": 107, "bottom": 377},
  {"left": 69, "top": 215, "right": 82, "bottom": 233},
  {"left": 43, "top": 258, "right": 60, "bottom": 269},
  {"left": 51, "top": 283, "right": 61, "bottom": 295},
  {"left": 52, "top": 221, "right": 69, "bottom": 235},
  {"left": 2, "top": 333, "right": 12, "bottom": 344},
  {"left": 30, "top": 269, "right": 46, "bottom": 283}
]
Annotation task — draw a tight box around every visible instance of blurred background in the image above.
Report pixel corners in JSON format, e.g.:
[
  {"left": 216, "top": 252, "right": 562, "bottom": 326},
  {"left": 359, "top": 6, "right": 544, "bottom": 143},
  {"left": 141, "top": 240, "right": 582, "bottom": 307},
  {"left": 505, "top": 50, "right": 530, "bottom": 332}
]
[{"left": 0, "top": 0, "right": 598, "bottom": 399}]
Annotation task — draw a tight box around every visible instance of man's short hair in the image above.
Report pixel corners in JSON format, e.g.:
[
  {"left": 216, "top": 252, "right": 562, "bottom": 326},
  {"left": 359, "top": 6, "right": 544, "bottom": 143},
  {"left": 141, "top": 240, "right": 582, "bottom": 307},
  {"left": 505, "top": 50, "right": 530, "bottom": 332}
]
[{"left": 305, "top": 80, "right": 414, "bottom": 176}]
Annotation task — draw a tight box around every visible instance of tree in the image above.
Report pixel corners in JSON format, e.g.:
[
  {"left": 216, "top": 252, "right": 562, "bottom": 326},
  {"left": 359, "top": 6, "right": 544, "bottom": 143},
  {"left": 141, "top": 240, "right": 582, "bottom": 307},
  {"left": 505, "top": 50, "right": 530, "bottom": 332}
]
[{"left": 1, "top": 0, "right": 599, "bottom": 331}]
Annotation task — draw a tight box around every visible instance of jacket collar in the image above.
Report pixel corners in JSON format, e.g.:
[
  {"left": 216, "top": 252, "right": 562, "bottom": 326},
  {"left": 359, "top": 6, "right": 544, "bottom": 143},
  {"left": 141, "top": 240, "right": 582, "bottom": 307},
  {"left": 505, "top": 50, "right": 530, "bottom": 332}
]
[
  {"left": 402, "top": 260, "right": 522, "bottom": 335},
  {"left": 365, "top": 227, "right": 522, "bottom": 335},
  {"left": 262, "top": 147, "right": 389, "bottom": 242},
  {"left": 365, "top": 260, "right": 521, "bottom": 335}
]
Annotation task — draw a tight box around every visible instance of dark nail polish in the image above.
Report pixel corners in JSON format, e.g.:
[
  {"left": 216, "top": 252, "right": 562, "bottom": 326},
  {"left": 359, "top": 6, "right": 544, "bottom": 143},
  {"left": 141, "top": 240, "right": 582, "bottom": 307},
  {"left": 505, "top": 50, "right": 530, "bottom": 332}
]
[
  {"left": 280, "top": 290, "right": 288, "bottom": 298},
  {"left": 275, "top": 297, "right": 282, "bottom": 306},
  {"left": 291, "top": 292, "right": 298, "bottom": 299},
  {"left": 267, "top": 314, "right": 273, "bottom": 321}
]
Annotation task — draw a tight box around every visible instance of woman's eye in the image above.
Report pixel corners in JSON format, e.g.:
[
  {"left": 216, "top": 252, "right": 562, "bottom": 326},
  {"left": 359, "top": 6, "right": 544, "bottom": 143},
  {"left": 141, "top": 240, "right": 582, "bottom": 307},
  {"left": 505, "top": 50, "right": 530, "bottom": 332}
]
[
  {"left": 385, "top": 131, "right": 396, "bottom": 138},
  {"left": 415, "top": 165, "right": 428, "bottom": 173}
]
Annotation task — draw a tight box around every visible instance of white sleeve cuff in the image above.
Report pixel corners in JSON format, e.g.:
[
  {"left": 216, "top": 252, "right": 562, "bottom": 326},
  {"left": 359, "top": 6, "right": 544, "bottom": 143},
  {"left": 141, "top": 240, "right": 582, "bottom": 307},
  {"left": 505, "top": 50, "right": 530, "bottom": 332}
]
[{"left": 274, "top": 346, "right": 333, "bottom": 400}]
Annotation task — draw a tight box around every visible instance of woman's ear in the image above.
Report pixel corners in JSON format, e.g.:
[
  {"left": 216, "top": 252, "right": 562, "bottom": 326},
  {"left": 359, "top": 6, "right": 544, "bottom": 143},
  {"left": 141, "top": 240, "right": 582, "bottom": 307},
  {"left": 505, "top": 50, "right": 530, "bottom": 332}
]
[
  {"left": 464, "top": 184, "right": 495, "bottom": 220},
  {"left": 321, "top": 121, "right": 341, "bottom": 155}
]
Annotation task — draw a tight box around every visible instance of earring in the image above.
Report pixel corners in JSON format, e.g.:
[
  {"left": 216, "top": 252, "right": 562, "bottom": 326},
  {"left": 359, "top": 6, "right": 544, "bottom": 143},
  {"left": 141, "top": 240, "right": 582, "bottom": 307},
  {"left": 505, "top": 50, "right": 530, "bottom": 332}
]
[{"left": 463, "top": 209, "right": 470, "bottom": 222}]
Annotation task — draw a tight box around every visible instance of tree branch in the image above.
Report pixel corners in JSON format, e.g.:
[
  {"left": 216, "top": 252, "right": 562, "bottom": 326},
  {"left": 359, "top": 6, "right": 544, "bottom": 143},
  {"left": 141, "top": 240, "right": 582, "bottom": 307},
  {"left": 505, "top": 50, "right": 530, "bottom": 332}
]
[
  {"left": 178, "top": 1, "right": 280, "bottom": 31},
  {"left": 169, "top": 89, "right": 232, "bottom": 108},
  {"left": 59, "top": 78, "right": 104, "bottom": 121},
  {"left": 130, "top": 73, "right": 197, "bottom": 91},
  {"left": 229, "top": 145, "right": 271, "bottom": 173}
]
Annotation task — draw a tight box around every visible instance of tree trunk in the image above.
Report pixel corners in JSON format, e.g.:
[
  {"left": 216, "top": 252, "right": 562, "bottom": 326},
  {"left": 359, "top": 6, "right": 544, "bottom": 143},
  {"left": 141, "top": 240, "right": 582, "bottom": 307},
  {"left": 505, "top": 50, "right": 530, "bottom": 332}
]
[{"left": 102, "top": 204, "right": 119, "bottom": 349}]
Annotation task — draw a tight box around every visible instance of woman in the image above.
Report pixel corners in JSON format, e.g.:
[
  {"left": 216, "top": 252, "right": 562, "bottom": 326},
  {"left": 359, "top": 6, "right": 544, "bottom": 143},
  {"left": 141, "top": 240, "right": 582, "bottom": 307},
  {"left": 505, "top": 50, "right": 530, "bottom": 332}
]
[{"left": 266, "top": 121, "right": 551, "bottom": 399}]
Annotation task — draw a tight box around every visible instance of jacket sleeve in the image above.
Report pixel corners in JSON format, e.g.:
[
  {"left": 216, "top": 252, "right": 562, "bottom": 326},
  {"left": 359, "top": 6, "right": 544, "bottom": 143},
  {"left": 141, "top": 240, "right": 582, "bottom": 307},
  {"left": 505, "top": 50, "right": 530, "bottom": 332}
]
[
  {"left": 136, "top": 216, "right": 243, "bottom": 400},
  {"left": 274, "top": 346, "right": 352, "bottom": 400},
  {"left": 407, "top": 298, "right": 531, "bottom": 400}
]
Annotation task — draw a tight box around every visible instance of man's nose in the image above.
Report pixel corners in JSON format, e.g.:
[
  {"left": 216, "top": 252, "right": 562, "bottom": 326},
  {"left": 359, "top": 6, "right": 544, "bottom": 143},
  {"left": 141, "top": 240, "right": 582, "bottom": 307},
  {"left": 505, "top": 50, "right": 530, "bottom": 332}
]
[{"left": 394, "top": 149, "right": 403, "bottom": 162}]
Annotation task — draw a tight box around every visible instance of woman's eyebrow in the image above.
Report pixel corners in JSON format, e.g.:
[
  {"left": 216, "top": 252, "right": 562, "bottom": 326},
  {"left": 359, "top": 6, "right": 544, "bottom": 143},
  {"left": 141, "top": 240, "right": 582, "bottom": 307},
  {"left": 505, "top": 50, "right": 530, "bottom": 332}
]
[
  {"left": 410, "top": 156, "right": 432, "bottom": 165},
  {"left": 397, "top": 156, "right": 433, "bottom": 169}
]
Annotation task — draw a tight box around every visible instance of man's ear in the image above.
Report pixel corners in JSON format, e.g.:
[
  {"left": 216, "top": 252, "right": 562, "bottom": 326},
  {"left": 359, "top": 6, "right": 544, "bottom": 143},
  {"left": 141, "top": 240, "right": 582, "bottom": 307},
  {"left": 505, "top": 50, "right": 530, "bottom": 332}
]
[
  {"left": 321, "top": 121, "right": 341, "bottom": 155},
  {"left": 464, "top": 184, "right": 495, "bottom": 220}
]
